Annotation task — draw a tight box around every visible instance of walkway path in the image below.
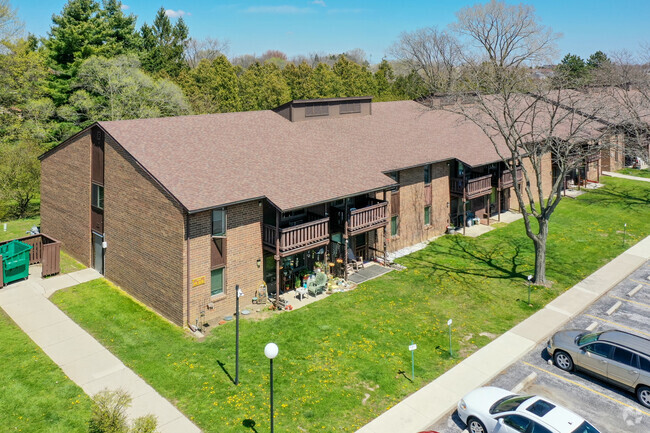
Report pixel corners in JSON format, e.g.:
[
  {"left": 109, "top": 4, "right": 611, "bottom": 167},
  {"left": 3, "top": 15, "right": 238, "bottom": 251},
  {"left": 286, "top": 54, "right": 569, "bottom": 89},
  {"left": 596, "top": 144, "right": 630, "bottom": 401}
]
[
  {"left": 357, "top": 235, "right": 650, "bottom": 433},
  {"left": 603, "top": 170, "right": 650, "bottom": 182},
  {"left": 0, "top": 268, "right": 201, "bottom": 433}
]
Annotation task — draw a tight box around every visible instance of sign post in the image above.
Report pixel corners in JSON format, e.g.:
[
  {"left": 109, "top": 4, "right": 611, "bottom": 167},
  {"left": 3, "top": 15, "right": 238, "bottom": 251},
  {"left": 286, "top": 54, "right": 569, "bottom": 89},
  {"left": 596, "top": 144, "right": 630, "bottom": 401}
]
[
  {"left": 447, "top": 319, "right": 453, "bottom": 357},
  {"left": 235, "top": 285, "right": 244, "bottom": 385},
  {"left": 408, "top": 342, "right": 417, "bottom": 380}
]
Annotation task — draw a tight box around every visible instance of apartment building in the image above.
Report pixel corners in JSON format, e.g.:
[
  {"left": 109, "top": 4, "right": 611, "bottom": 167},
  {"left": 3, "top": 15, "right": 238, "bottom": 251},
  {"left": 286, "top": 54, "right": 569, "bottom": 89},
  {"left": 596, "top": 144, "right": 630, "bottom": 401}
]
[{"left": 41, "top": 97, "right": 581, "bottom": 327}]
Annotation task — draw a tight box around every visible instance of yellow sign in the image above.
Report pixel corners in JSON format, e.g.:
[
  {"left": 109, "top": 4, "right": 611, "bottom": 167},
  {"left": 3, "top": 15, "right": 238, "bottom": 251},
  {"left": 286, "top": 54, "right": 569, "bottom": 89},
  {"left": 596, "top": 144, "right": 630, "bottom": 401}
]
[{"left": 192, "top": 276, "right": 206, "bottom": 287}]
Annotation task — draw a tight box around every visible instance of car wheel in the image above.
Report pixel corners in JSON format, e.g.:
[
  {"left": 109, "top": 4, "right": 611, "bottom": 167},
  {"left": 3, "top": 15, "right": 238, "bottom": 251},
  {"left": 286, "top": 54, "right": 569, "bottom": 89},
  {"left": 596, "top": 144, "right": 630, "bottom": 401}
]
[
  {"left": 554, "top": 350, "right": 574, "bottom": 372},
  {"left": 467, "top": 417, "right": 487, "bottom": 433},
  {"left": 637, "top": 385, "right": 650, "bottom": 408}
]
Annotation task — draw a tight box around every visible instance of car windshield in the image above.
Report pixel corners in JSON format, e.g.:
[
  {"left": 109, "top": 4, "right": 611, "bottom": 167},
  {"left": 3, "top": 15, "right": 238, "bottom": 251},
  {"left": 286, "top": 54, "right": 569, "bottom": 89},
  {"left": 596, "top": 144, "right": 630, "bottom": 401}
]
[
  {"left": 571, "top": 421, "right": 601, "bottom": 433},
  {"left": 490, "top": 395, "right": 532, "bottom": 414},
  {"left": 577, "top": 332, "right": 600, "bottom": 346}
]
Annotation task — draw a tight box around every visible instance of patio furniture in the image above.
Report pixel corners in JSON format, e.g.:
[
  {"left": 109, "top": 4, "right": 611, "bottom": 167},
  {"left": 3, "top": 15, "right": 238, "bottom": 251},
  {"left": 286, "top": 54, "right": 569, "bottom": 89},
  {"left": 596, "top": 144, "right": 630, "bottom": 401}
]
[
  {"left": 347, "top": 247, "right": 364, "bottom": 272},
  {"left": 296, "top": 286, "right": 308, "bottom": 301},
  {"left": 307, "top": 271, "right": 327, "bottom": 296},
  {"left": 0, "top": 240, "right": 32, "bottom": 286}
]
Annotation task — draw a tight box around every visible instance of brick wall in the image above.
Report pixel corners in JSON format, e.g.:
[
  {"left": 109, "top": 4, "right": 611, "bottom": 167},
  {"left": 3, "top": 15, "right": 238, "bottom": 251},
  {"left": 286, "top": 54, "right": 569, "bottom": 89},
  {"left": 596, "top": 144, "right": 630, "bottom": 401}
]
[
  {"left": 104, "top": 136, "right": 187, "bottom": 325},
  {"left": 41, "top": 130, "right": 92, "bottom": 265},
  {"left": 385, "top": 163, "right": 449, "bottom": 252},
  {"left": 511, "top": 153, "right": 554, "bottom": 210},
  {"left": 186, "top": 201, "right": 264, "bottom": 325}
]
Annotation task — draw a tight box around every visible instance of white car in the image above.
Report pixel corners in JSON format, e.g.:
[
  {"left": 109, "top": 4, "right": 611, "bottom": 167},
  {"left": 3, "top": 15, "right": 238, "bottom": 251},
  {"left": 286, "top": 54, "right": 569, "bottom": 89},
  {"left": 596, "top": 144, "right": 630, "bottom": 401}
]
[{"left": 457, "top": 387, "right": 600, "bottom": 433}]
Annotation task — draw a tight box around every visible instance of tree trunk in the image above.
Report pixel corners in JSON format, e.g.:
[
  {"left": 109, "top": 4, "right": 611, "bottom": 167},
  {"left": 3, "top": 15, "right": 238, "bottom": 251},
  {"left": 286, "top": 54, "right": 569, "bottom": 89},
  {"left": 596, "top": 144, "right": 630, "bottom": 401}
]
[{"left": 533, "top": 217, "right": 548, "bottom": 285}]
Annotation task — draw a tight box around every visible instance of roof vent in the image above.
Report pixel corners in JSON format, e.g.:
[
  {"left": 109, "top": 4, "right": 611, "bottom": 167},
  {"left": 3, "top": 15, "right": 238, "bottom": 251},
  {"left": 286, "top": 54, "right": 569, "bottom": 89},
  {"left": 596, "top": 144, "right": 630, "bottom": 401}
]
[{"left": 273, "top": 96, "right": 372, "bottom": 122}]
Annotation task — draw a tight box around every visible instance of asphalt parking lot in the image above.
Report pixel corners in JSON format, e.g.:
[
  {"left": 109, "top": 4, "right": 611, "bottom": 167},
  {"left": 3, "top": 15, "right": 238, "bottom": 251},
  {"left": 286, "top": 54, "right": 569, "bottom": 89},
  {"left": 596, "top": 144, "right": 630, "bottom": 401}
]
[{"left": 427, "top": 260, "right": 650, "bottom": 433}]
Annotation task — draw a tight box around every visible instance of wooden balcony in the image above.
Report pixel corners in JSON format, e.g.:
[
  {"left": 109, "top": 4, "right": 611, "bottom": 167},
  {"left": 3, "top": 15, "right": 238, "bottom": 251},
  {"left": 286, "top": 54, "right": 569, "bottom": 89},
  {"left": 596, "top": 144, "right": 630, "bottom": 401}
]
[
  {"left": 450, "top": 174, "right": 493, "bottom": 199},
  {"left": 497, "top": 167, "right": 523, "bottom": 190},
  {"left": 331, "top": 198, "right": 388, "bottom": 236},
  {"left": 263, "top": 216, "right": 330, "bottom": 257}
]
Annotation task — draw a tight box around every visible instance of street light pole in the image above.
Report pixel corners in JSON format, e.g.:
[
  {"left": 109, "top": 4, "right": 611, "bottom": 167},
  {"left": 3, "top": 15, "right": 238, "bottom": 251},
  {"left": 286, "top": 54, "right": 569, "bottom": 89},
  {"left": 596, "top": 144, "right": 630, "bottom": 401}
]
[
  {"left": 264, "top": 342, "right": 279, "bottom": 433},
  {"left": 527, "top": 275, "right": 533, "bottom": 306},
  {"left": 447, "top": 319, "right": 453, "bottom": 357},
  {"left": 235, "top": 285, "right": 244, "bottom": 385}
]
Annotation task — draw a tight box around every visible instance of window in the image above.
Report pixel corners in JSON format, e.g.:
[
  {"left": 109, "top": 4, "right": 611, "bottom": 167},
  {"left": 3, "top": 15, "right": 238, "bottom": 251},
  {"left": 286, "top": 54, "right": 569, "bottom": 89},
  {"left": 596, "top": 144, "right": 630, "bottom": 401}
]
[
  {"left": 640, "top": 356, "right": 650, "bottom": 373},
  {"left": 611, "top": 347, "right": 635, "bottom": 366},
  {"left": 501, "top": 415, "right": 531, "bottom": 433},
  {"left": 526, "top": 400, "right": 555, "bottom": 417},
  {"left": 339, "top": 101, "right": 361, "bottom": 114},
  {"left": 212, "top": 209, "right": 226, "bottom": 237},
  {"left": 529, "top": 422, "right": 553, "bottom": 433},
  {"left": 211, "top": 267, "right": 224, "bottom": 296},
  {"left": 424, "top": 206, "right": 431, "bottom": 226},
  {"left": 585, "top": 343, "right": 612, "bottom": 358},
  {"left": 305, "top": 103, "right": 329, "bottom": 117},
  {"left": 491, "top": 395, "right": 530, "bottom": 414},
  {"left": 424, "top": 164, "right": 431, "bottom": 184},
  {"left": 91, "top": 184, "right": 104, "bottom": 209},
  {"left": 578, "top": 332, "right": 600, "bottom": 345},
  {"left": 390, "top": 215, "right": 399, "bottom": 236}
]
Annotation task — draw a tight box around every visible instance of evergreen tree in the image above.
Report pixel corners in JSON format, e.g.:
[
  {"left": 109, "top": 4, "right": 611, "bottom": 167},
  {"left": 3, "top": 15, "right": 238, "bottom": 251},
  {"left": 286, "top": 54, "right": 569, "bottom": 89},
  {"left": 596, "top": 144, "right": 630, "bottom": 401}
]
[
  {"left": 555, "top": 53, "right": 589, "bottom": 87},
  {"left": 374, "top": 59, "right": 395, "bottom": 100},
  {"left": 311, "top": 63, "right": 343, "bottom": 98},
  {"left": 239, "top": 62, "right": 291, "bottom": 111},
  {"left": 332, "top": 55, "right": 376, "bottom": 97},
  {"left": 47, "top": 0, "right": 103, "bottom": 67},
  {"left": 140, "top": 7, "right": 189, "bottom": 78},
  {"left": 178, "top": 55, "right": 241, "bottom": 113},
  {"left": 99, "top": 0, "right": 139, "bottom": 56},
  {"left": 393, "top": 70, "right": 428, "bottom": 100},
  {"left": 586, "top": 51, "right": 610, "bottom": 69},
  {"left": 282, "top": 62, "right": 317, "bottom": 100}
]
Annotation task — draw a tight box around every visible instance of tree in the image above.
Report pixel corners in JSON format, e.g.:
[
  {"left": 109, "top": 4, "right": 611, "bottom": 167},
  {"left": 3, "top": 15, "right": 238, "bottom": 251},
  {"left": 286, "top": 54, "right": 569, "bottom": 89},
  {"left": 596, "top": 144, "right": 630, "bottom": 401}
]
[
  {"left": 393, "top": 69, "right": 428, "bottom": 100},
  {"left": 0, "top": 0, "right": 21, "bottom": 42},
  {"left": 98, "top": 0, "right": 139, "bottom": 56},
  {"left": 140, "top": 7, "right": 189, "bottom": 77},
  {"left": 438, "top": 0, "right": 608, "bottom": 285},
  {"left": 184, "top": 37, "right": 228, "bottom": 68},
  {"left": 89, "top": 389, "right": 157, "bottom": 433},
  {"left": 453, "top": 0, "right": 560, "bottom": 67},
  {"left": 374, "top": 59, "right": 395, "bottom": 99},
  {"left": 282, "top": 62, "right": 317, "bottom": 100},
  {"left": 332, "top": 55, "right": 376, "bottom": 97},
  {"left": 311, "top": 63, "right": 343, "bottom": 98},
  {"left": 389, "top": 27, "right": 461, "bottom": 94},
  {"left": 178, "top": 55, "right": 241, "bottom": 113},
  {"left": 68, "top": 54, "right": 190, "bottom": 121},
  {"left": 0, "top": 139, "right": 40, "bottom": 218},
  {"left": 554, "top": 53, "right": 589, "bottom": 87},
  {"left": 587, "top": 50, "right": 610, "bottom": 69},
  {"left": 238, "top": 62, "right": 291, "bottom": 111}
]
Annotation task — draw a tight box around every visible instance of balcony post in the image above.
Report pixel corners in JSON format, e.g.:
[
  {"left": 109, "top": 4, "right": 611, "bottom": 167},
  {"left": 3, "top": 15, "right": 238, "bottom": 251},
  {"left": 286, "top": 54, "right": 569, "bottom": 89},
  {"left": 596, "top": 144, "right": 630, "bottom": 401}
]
[
  {"left": 274, "top": 209, "right": 280, "bottom": 309},
  {"left": 462, "top": 171, "right": 467, "bottom": 235},
  {"left": 344, "top": 201, "right": 349, "bottom": 281},
  {"left": 498, "top": 166, "right": 501, "bottom": 222},
  {"left": 383, "top": 190, "right": 388, "bottom": 266}
]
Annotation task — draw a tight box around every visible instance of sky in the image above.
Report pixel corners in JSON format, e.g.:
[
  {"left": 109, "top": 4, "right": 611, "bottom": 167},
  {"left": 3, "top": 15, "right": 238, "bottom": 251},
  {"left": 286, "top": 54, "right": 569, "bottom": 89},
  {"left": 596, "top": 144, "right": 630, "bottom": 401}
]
[{"left": 15, "top": 0, "right": 650, "bottom": 64}]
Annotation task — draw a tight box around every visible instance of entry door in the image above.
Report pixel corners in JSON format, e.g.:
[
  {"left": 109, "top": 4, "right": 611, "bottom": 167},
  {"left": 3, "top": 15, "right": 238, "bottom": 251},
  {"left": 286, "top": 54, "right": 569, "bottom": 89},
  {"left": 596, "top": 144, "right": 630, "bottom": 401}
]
[{"left": 92, "top": 232, "right": 104, "bottom": 274}]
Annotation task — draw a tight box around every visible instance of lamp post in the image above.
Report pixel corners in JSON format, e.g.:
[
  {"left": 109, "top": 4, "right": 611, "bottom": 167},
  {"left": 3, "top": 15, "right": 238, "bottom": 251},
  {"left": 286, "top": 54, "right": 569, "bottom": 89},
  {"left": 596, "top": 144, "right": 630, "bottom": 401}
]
[
  {"left": 264, "top": 342, "right": 279, "bottom": 433},
  {"left": 623, "top": 223, "right": 627, "bottom": 246},
  {"left": 527, "top": 275, "right": 533, "bottom": 306},
  {"left": 235, "top": 285, "right": 244, "bottom": 385},
  {"left": 447, "top": 319, "right": 453, "bottom": 357}
]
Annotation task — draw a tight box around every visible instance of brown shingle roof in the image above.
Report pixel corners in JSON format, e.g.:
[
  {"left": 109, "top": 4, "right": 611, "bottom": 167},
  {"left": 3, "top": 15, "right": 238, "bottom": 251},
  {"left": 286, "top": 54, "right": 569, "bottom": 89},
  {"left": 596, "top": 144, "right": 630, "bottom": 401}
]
[{"left": 97, "top": 101, "right": 511, "bottom": 212}]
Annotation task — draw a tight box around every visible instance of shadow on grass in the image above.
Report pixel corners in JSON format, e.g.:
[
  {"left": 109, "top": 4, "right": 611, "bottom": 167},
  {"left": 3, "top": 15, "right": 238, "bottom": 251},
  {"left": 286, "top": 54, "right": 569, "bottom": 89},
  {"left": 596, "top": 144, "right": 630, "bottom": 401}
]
[
  {"left": 579, "top": 183, "right": 650, "bottom": 209},
  {"left": 411, "top": 235, "right": 530, "bottom": 283},
  {"left": 242, "top": 419, "right": 258, "bottom": 432},
  {"left": 216, "top": 360, "right": 235, "bottom": 385}
]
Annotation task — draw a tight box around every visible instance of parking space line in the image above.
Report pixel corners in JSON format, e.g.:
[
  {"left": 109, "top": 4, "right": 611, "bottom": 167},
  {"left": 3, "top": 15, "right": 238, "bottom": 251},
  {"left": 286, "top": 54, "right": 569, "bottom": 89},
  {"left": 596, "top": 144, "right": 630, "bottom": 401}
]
[
  {"left": 631, "top": 279, "right": 650, "bottom": 287},
  {"left": 522, "top": 361, "right": 650, "bottom": 417},
  {"left": 611, "top": 295, "right": 650, "bottom": 309},
  {"left": 585, "top": 314, "right": 650, "bottom": 337}
]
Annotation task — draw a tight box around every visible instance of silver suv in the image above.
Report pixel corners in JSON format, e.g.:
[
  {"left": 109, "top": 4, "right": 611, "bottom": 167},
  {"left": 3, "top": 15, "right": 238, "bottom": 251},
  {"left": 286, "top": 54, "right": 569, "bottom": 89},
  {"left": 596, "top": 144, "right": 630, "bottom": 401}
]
[{"left": 547, "top": 329, "right": 650, "bottom": 408}]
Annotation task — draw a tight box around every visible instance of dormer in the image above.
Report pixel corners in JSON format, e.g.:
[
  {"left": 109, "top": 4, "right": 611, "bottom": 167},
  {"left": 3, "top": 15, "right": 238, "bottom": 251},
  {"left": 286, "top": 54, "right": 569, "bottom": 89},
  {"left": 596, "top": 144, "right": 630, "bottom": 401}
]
[{"left": 273, "top": 96, "right": 372, "bottom": 122}]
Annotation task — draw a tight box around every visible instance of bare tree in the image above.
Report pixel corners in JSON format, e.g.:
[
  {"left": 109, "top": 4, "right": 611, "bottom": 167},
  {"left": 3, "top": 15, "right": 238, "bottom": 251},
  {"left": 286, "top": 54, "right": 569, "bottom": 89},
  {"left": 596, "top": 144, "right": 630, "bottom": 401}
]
[
  {"left": 434, "top": 1, "right": 610, "bottom": 285},
  {"left": 389, "top": 27, "right": 462, "bottom": 93},
  {"left": 452, "top": 0, "right": 560, "bottom": 67},
  {"left": 184, "top": 37, "right": 229, "bottom": 68},
  {"left": 0, "top": 0, "right": 22, "bottom": 42}
]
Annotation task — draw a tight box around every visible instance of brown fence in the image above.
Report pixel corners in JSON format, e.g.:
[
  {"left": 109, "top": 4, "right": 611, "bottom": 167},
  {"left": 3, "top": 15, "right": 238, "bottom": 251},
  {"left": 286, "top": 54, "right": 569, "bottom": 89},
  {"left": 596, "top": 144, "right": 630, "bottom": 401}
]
[
  {"left": 263, "top": 217, "right": 330, "bottom": 256},
  {"left": 0, "top": 234, "right": 61, "bottom": 278}
]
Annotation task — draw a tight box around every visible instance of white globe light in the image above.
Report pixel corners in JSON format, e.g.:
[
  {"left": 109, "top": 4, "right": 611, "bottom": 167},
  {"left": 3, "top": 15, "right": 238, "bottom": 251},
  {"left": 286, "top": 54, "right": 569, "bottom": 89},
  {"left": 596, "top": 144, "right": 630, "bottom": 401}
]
[{"left": 264, "top": 342, "right": 279, "bottom": 359}]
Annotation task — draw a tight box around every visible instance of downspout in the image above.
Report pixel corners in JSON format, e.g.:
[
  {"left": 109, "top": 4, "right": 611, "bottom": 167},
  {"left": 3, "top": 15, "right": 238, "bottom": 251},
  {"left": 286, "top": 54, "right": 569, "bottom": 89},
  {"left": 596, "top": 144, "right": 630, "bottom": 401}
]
[{"left": 186, "top": 213, "right": 191, "bottom": 328}]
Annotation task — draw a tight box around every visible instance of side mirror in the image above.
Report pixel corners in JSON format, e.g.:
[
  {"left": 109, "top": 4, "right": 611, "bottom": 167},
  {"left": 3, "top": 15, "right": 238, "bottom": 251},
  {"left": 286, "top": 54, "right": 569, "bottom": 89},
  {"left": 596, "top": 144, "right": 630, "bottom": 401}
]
[{"left": 498, "top": 418, "right": 505, "bottom": 425}]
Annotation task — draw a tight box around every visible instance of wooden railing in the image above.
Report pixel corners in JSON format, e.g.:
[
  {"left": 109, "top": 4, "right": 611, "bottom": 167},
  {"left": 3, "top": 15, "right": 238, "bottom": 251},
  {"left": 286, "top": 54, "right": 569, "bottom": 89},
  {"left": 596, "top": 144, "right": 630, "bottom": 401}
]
[
  {"left": 450, "top": 174, "right": 493, "bottom": 199},
  {"left": 0, "top": 233, "right": 61, "bottom": 279},
  {"left": 263, "top": 217, "right": 330, "bottom": 256},
  {"left": 498, "top": 167, "right": 523, "bottom": 189},
  {"left": 348, "top": 201, "right": 388, "bottom": 235}
]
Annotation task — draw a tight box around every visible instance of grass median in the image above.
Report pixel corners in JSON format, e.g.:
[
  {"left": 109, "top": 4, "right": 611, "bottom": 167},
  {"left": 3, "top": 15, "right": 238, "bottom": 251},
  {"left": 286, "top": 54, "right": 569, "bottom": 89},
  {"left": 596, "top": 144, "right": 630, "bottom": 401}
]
[
  {"left": 50, "top": 177, "right": 650, "bottom": 433},
  {"left": 0, "top": 310, "right": 91, "bottom": 432}
]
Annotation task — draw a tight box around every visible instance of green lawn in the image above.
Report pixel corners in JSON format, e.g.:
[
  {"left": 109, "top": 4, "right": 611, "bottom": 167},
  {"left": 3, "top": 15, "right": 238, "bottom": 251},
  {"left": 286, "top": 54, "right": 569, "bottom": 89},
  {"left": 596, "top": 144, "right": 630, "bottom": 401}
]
[
  {"left": 0, "top": 216, "right": 85, "bottom": 274},
  {"left": 50, "top": 177, "right": 650, "bottom": 433},
  {"left": 618, "top": 167, "right": 650, "bottom": 179},
  {"left": 0, "top": 310, "right": 91, "bottom": 432}
]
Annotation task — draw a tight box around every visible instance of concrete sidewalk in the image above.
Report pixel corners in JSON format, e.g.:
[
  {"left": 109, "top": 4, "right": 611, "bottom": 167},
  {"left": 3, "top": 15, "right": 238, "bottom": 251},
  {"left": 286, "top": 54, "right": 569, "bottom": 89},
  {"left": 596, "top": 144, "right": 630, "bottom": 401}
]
[
  {"left": 603, "top": 170, "right": 650, "bottom": 183},
  {"left": 357, "top": 235, "right": 650, "bottom": 433},
  {"left": 0, "top": 269, "right": 201, "bottom": 433}
]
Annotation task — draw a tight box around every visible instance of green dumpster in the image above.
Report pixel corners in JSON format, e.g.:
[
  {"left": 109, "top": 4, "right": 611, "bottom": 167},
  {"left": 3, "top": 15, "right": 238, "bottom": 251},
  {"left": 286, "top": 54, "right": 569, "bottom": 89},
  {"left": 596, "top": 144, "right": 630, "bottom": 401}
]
[{"left": 0, "top": 240, "right": 32, "bottom": 285}]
